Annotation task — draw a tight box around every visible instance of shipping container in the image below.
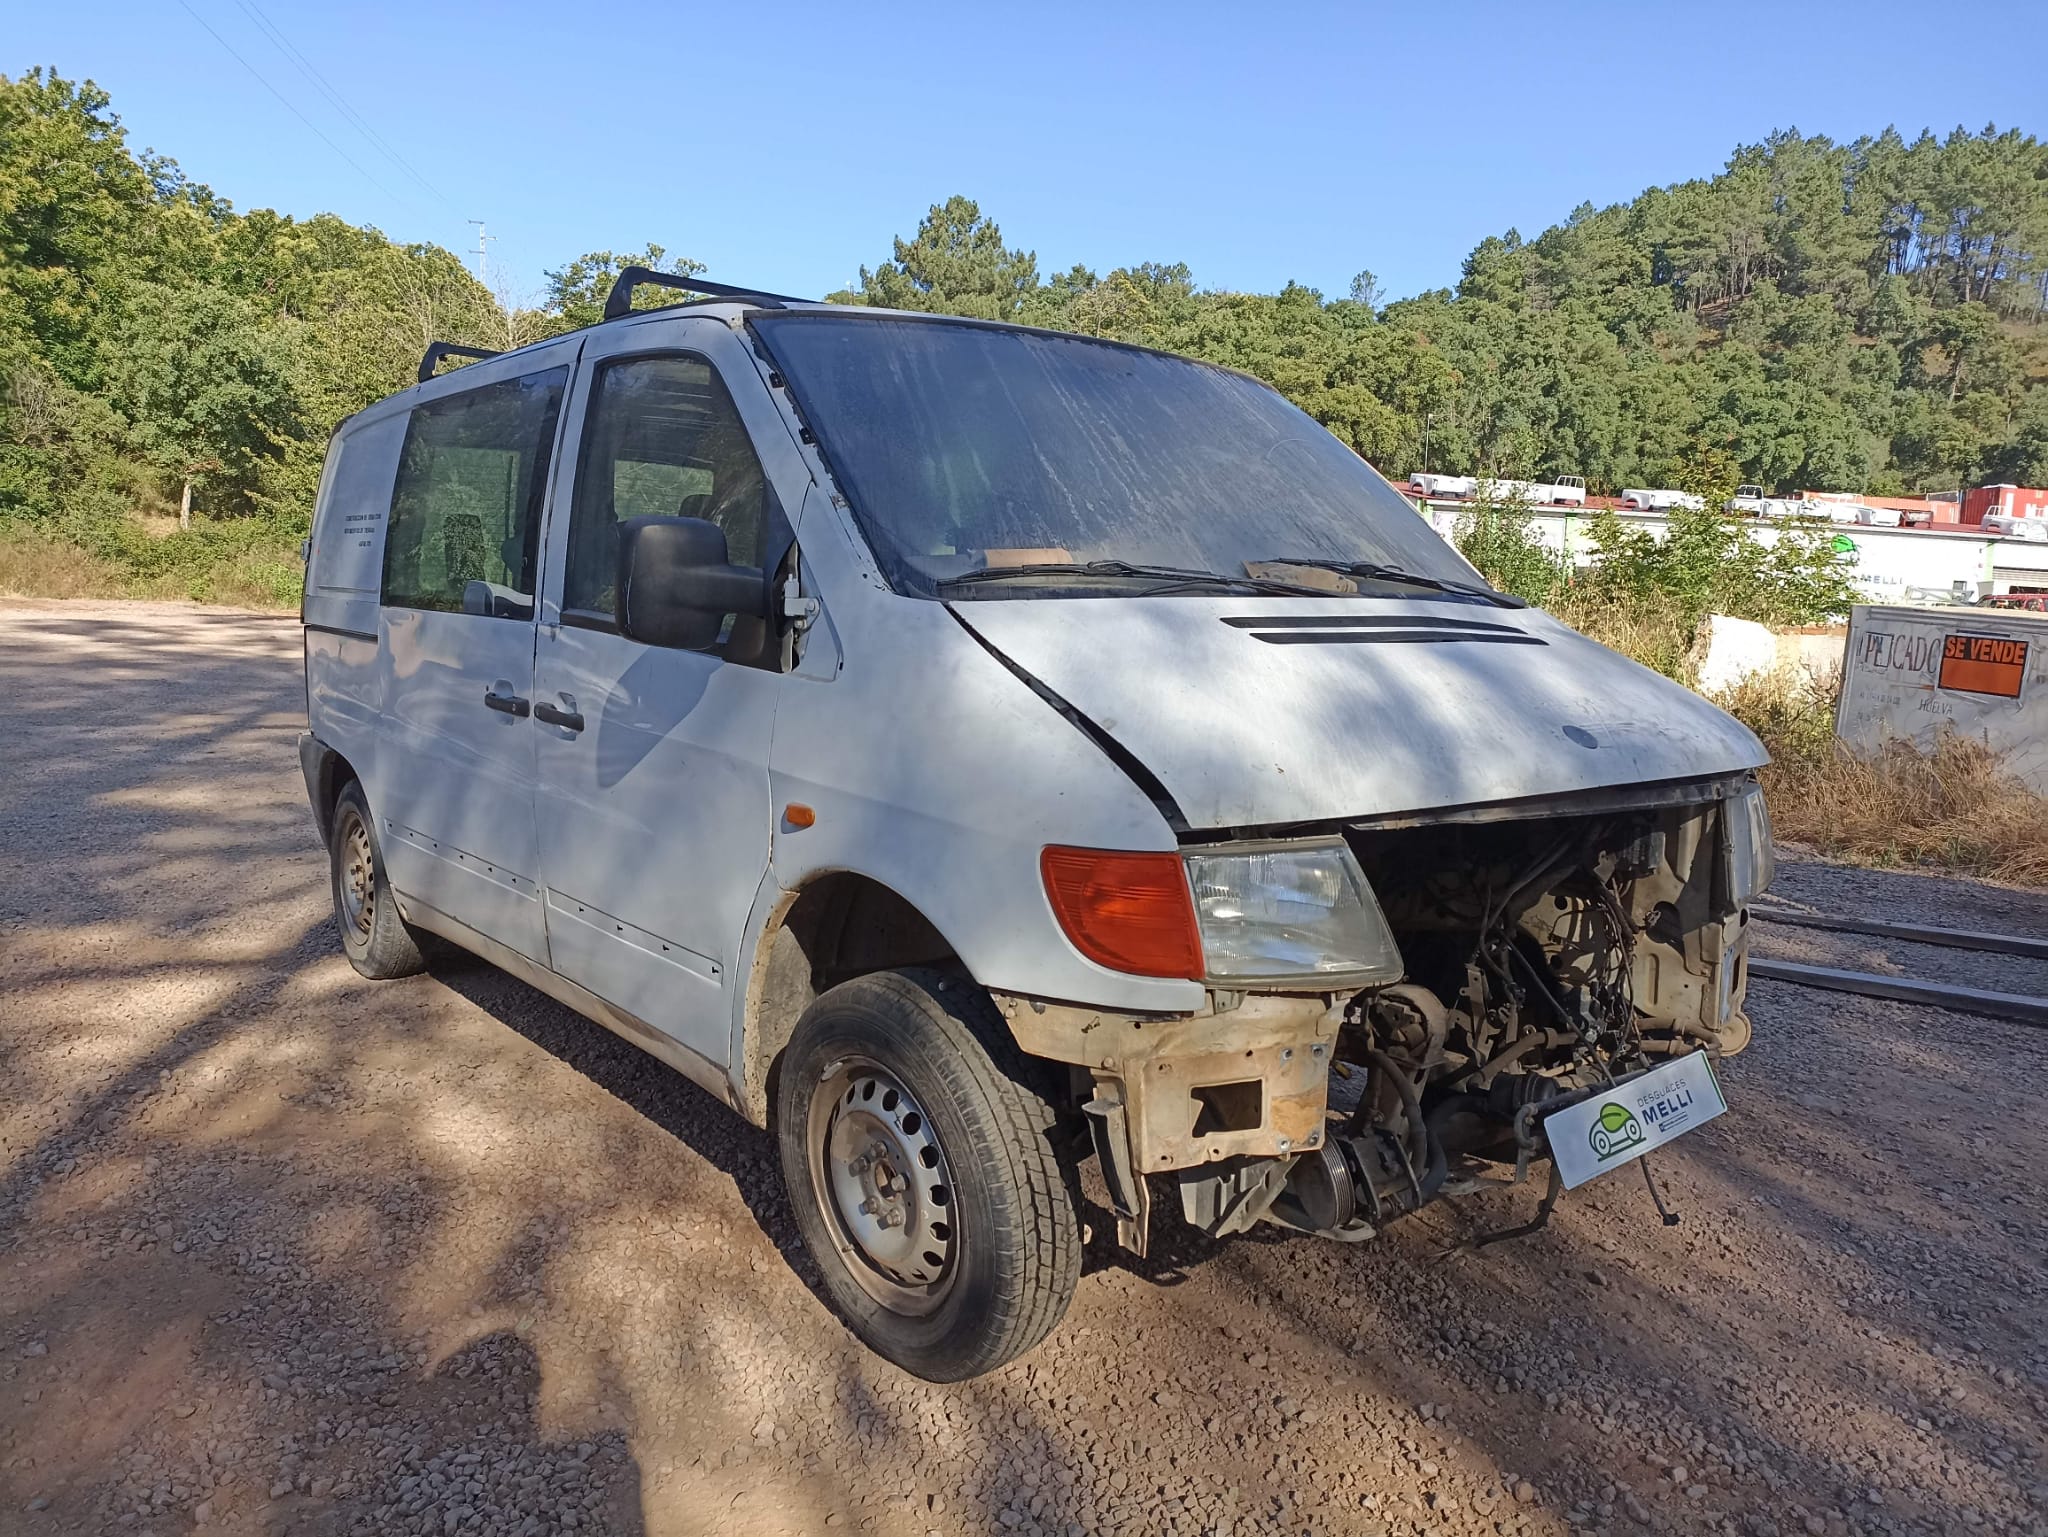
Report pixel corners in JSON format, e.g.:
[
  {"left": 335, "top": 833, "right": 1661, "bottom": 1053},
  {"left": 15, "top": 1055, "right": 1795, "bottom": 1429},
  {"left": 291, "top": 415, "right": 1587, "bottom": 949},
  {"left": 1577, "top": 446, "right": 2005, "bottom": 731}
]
[{"left": 1961, "top": 484, "right": 2048, "bottom": 526}]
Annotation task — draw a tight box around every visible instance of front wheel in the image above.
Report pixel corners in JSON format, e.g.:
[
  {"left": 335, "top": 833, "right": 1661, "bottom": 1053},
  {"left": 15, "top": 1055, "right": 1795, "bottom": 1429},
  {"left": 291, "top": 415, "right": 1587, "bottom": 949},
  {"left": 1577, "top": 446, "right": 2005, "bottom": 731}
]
[
  {"left": 328, "top": 780, "right": 428, "bottom": 980},
  {"left": 776, "top": 969, "right": 1080, "bottom": 1381}
]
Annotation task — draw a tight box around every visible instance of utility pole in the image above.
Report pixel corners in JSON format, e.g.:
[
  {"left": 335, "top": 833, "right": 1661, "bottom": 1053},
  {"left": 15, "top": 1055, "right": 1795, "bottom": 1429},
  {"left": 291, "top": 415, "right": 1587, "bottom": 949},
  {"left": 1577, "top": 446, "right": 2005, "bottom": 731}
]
[{"left": 467, "top": 219, "right": 494, "bottom": 285}]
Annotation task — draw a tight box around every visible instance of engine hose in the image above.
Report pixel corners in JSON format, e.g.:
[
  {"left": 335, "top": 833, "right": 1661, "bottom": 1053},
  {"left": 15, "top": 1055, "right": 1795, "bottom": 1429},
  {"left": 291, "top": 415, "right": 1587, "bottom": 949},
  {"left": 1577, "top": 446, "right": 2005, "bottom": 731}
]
[{"left": 1361, "top": 1048, "right": 1431, "bottom": 1176}]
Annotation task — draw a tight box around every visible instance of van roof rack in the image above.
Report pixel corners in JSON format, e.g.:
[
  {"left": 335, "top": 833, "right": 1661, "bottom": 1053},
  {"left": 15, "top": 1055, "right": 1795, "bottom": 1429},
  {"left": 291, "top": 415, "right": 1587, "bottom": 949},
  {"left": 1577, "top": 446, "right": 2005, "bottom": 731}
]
[
  {"left": 418, "top": 341, "right": 502, "bottom": 383},
  {"left": 601, "top": 268, "right": 810, "bottom": 322}
]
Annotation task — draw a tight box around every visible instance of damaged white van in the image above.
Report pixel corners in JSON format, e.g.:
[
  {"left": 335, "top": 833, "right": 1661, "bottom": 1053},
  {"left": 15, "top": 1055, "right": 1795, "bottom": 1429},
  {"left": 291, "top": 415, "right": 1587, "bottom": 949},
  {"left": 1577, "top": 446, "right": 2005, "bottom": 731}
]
[{"left": 299, "top": 271, "right": 1772, "bottom": 1381}]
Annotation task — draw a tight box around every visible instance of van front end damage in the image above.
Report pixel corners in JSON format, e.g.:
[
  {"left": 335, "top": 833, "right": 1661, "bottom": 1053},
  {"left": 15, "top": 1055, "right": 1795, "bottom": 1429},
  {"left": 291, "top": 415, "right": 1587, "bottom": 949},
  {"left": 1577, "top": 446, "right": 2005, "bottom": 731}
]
[{"left": 1007, "top": 776, "right": 1770, "bottom": 1255}]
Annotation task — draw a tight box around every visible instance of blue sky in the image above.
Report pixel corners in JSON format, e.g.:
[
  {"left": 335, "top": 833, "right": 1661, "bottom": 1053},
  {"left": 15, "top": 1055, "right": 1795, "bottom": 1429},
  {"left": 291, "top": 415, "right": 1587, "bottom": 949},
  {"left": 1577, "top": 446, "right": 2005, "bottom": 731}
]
[{"left": 15, "top": 1, "right": 2042, "bottom": 307}]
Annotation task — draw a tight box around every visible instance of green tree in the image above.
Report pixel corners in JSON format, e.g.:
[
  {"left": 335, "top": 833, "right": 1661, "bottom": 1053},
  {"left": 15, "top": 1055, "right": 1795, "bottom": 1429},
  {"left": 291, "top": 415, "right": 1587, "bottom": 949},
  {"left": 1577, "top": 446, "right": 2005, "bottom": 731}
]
[
  {"left": 542, "top": 245, "right": 706, "bottom": 333},
  {"left": 100, "top": 281, "right": 298, "bottom": 520},
  {"left": 0, "top": 69, "right": 161, "bottom": 385},
  {"left": 853, "top": 196, "right": 1038, "bottom": 321}
]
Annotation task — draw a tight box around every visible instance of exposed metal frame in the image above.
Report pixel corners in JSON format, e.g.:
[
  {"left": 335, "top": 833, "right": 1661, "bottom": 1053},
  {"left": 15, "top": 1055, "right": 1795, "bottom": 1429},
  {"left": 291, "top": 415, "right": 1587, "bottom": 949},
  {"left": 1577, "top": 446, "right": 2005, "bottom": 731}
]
[{"left": 1749, "top": 958, "right": 2048, "bottom": 1029}]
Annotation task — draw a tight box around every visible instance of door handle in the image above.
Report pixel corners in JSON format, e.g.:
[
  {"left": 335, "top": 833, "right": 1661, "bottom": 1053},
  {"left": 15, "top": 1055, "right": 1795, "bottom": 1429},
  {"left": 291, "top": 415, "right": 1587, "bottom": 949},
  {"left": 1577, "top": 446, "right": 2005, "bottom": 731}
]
[
  {"left": 534, "top": 699, "right": 584, "bottom": 732},
  {"left": 483, "top": 688, "right": 530, "bottom": 718}
]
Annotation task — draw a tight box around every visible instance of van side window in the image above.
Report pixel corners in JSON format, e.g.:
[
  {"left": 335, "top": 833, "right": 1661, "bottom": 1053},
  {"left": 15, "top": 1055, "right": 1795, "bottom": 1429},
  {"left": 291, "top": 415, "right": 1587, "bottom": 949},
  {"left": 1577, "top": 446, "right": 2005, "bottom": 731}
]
[
  {"left": 382, "top": 367, "right": 568, "bottom": 618},
  {"left": 563, "top": 354, "right": 767, "bottom": 625}
]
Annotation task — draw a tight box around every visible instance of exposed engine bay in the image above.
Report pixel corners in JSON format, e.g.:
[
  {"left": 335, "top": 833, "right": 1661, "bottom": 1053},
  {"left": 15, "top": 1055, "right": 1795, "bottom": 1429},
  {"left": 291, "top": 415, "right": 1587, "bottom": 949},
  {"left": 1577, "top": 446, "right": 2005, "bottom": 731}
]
[
  {"left": 1263, "top": 782, "right": 1762, "bottom": 1240},
  {"left": 1007, "top": 777, "right": 1771, "bottom": 1254}
]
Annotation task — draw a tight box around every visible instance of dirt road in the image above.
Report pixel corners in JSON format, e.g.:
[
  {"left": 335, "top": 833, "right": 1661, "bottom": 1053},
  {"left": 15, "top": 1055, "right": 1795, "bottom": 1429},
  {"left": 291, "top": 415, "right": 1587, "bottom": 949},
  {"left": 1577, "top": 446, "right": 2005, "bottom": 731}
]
[{"left": 2, "top": 599, "right": 2044, "bottom": 1537}]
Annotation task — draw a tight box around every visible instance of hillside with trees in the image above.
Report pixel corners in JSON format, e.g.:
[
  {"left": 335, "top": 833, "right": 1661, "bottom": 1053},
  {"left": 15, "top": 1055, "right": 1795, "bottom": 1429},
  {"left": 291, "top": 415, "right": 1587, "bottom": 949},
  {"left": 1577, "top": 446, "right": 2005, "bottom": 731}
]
[{"left": 2, "top": 65, "right": 2045, "bottom": 604}]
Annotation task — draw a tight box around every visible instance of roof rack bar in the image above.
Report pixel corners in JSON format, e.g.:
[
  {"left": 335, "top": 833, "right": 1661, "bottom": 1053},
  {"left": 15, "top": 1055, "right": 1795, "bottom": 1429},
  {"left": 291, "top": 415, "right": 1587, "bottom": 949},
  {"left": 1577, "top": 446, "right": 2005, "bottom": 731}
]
[
  {"left": 601, "top": 268, "right": 809, "bottom": 322},
  {"left": 418, "top": 341, "right": 502, "bottom": 384}
]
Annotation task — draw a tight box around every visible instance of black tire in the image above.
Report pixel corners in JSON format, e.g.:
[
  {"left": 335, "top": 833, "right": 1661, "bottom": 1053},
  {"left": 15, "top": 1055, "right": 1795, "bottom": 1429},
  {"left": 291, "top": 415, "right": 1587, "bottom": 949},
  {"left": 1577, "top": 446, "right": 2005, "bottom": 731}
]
[
  {"left": 328, "top": 780, "right": 428, "bottom": 980},
  {"left": 776, "top": 968, "right": 1080, "bottom": 1381}
]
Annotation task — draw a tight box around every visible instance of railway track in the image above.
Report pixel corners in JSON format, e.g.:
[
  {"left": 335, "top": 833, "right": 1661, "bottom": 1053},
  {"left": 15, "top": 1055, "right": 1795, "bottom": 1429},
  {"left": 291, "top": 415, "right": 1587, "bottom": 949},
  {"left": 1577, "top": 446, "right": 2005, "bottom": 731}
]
[{"left": 1749, "top": 901, "right": 2048, "bottom": 1028}]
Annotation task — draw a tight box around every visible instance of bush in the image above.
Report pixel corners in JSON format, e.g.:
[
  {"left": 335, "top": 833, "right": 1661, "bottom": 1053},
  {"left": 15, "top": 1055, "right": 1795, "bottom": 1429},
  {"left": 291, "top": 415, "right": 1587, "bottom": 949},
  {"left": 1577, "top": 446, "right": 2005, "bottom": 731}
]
[
  {"left": 1578, "top": 506, "right": 1857, "bottom": 636},
  {"left": 1, "top": 504, "right": 305, "bottom": 609},
  {"left": 1454, "top": 479, "right": 1858, "bottom": 684},
  {"left": 1453, "top": 491, "right": 1569, "bottom": 606}
]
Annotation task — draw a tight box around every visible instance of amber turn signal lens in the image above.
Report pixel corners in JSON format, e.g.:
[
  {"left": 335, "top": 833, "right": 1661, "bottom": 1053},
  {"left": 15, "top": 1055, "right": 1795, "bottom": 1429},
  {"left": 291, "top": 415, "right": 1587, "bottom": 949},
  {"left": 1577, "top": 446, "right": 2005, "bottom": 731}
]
[
  {"left": 1040, "top": 846, "right": 1203, "bottom": 980},
  {"left": 783, "top": 803, "right": 817, "bottom": 829}
]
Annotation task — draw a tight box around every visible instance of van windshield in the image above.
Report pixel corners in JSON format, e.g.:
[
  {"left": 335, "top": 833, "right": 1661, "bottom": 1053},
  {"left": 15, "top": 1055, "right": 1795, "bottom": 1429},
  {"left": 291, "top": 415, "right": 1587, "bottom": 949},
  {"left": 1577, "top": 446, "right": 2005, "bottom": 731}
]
[{"left": 751, "top": 312, "right": 1478, "bottom": 600}]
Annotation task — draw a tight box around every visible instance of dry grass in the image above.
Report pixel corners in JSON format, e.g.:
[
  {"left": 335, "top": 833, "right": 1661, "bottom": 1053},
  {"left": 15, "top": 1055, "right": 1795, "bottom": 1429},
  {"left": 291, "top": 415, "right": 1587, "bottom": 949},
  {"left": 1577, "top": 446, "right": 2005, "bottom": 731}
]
[
  {"left": 0, "top": 520, "right": 301, "bottom": 611},
  {"left": 1716, "top": 669, "right": 2048, "bottom": 887},
  {"left": 1552, "top": 589, "right": 1698, "bottom": 680},
  {"left": 0, "top": 529, "right": 131, "bottom": 600}
]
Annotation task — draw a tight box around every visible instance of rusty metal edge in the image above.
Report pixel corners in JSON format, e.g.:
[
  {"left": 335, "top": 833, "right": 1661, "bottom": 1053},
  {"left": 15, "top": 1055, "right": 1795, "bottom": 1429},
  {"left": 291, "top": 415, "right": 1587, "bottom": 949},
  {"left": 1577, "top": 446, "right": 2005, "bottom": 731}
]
[
  {"left": 1748, "top": 958, "right": 2048, "bottom": 1028},
  {"left": 1752, "top": 904, "right": 2048, "bottom": 961}
]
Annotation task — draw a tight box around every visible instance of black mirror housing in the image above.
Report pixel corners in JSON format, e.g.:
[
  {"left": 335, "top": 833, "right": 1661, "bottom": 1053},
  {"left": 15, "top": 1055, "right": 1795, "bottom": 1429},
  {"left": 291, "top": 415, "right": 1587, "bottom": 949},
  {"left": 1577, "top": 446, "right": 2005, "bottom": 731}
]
[{"left": 616, "top": 516, "right": 768, "bottom": 651}]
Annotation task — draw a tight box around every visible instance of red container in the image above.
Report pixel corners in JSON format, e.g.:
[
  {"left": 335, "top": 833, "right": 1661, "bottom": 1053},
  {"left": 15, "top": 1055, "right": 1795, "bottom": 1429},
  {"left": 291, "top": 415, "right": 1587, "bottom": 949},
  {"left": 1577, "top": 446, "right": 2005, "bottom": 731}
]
[{"left": 1963, "top": 484, "right": 2048, "bottom": 525}]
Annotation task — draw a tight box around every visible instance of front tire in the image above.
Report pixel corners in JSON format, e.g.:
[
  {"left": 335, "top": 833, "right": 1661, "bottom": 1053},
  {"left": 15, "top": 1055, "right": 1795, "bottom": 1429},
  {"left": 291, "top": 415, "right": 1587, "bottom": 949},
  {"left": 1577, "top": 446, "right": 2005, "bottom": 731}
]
[
  {"left": 776, "top": 969, "right": 1080, "bottom": 1381},
  {"left": 328, "top": 780, "right": 428, "bottom": 980}
]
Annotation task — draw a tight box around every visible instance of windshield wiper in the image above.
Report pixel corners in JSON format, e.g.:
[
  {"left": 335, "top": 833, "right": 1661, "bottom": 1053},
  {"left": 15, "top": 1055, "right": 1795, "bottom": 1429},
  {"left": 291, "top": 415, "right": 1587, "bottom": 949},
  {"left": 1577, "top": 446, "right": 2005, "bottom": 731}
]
[
  {"left": 937, "top": 560, "right": 1336, "bottom": 598},
  {"left": 1256, "top": 558, "right": 1526, "bottom": 608}
]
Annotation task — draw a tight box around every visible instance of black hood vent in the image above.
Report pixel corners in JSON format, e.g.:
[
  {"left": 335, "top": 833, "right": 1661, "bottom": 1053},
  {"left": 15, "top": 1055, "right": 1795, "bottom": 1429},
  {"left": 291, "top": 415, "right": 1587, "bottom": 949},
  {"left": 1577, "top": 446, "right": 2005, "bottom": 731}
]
[{"left": 1222, "top": 614, "right": 1548, "bottom": 647}]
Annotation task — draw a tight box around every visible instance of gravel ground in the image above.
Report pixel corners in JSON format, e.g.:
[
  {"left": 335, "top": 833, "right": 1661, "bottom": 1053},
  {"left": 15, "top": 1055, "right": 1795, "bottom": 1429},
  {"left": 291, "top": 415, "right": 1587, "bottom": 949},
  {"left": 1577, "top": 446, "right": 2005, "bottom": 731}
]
[
  {"left": 2, "top": 598, "right": 2044, "bottom": 1537},
  {"left": 1756, "top": 860, "right": 2048, "bottom": 995}
]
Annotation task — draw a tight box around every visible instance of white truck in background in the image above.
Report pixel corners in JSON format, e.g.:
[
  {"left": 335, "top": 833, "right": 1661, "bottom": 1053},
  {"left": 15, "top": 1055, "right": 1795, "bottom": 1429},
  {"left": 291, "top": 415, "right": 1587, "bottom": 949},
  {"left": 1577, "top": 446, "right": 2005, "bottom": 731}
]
[{"left": 1409, "top": 473, "right": 1587, "bottom": 506}]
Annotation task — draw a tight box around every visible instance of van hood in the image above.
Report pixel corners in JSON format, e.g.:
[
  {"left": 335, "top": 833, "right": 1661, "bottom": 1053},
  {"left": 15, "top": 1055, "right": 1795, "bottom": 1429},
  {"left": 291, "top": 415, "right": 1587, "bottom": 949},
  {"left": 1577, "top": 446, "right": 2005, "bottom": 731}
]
[{"left": 950, "top": 595, "right": 1767, "bottom": 830}]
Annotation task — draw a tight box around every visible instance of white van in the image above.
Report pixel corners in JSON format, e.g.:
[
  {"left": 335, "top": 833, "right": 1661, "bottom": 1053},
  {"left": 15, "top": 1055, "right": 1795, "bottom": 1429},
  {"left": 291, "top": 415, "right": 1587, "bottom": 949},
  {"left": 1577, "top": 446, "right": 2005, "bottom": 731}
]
[{"left": 300, "top": 272, "right": 1773, "bottom": 1381}]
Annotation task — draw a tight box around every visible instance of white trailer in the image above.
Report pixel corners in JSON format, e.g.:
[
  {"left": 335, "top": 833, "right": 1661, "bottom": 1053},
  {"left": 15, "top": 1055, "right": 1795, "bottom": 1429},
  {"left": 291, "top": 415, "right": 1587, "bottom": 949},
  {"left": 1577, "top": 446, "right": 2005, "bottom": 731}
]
[
  {"left": 1620, "top": 488, "right": 1705, "bottom": 512},
  {"left": 1408, "top": 473, "right": 1477, "bottom": 498}
]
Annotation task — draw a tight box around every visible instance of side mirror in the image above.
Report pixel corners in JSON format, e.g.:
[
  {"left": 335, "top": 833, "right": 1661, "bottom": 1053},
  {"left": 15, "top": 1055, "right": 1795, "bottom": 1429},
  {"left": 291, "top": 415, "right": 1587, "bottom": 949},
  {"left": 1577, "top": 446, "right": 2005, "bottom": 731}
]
[{"left": 616, "top": 515, "right": 767, "bottom": 651}]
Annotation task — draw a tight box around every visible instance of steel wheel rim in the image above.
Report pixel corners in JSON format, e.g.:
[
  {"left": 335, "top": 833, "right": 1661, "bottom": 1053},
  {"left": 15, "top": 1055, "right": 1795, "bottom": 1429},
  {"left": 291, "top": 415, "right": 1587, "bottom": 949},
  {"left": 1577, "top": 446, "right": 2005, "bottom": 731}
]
[
  {"left": 806, "top": 1055, "right": 958, "bottom": 1317},
  {"left": 337, "top": 807, "right": 376, "bottom": 941}
]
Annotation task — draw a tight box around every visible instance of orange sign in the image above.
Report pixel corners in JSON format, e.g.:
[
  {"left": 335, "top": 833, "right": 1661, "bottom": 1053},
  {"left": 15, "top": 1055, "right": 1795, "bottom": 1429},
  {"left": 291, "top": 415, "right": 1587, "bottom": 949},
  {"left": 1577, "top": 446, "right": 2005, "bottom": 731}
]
[{"left": 1939, "top": 634, "right": 2028, "bottom": 698}]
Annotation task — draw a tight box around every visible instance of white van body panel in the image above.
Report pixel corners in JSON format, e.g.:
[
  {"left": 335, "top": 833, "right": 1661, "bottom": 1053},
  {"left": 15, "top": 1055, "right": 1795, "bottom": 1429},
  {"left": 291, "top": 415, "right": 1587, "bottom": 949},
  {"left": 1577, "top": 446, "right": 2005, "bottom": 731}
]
[
  {"left": 360, "top": 335, "right": 583, "bottom": 964},
  {"left": 760, "top": 473, "right": 1203, "bottom": 1018},
  {"left": 527, "top": 313, "right": 805, "bottom": 1068},
  {"left": 949, "top": 596, "right": 1767, "bottom": 830},
  {"left": 376, "top": 604, "right": 550, "bottom": 960},
  {"left": 304, "top": 410, "right": 408, "bottom": 641}
]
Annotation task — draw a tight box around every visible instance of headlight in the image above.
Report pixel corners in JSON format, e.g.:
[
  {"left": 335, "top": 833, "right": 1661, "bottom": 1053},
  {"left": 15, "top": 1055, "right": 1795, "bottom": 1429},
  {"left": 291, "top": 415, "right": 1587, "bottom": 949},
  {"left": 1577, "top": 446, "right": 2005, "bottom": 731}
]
[
  {"left": 1720, "top": 782, "right": 1775, "bottom": 910},
  {"left": 1041, "top": 838, "right": 1404, "bottom": 987},
  {"left": 1183, "top": 839, "right": 1403, "bottom": 988}
]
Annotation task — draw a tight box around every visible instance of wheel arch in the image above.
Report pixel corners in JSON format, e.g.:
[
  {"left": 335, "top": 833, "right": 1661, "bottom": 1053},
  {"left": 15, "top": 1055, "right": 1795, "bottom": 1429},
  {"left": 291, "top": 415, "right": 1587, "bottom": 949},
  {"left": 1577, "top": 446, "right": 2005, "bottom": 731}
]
[
  {"left": 733, "top": 869, "right": 967, "bottom": 1127},
  {"left": 299, "top": 733, "right": 362, "bottom": 845}
]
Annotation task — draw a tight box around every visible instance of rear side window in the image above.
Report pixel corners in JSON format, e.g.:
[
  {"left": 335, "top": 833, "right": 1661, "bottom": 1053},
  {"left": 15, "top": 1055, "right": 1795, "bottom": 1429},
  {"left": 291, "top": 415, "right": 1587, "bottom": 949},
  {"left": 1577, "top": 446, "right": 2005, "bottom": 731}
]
[
  {"left": 562, "top": 354, "right": 767, "bottom": 624},
  {"left": 382, "top": 368, "right": 568, "bottom": 617}
]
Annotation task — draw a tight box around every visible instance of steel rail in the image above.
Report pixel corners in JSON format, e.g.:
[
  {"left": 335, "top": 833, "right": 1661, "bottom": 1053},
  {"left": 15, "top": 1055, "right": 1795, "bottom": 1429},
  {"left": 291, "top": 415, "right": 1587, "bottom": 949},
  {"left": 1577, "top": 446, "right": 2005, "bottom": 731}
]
[
  {"left": 1752, "top": 903, "right": 2048, "bottom": 961},
  {"left": 1748, "top": 958, "right": 2048, "bottom": 1028}
]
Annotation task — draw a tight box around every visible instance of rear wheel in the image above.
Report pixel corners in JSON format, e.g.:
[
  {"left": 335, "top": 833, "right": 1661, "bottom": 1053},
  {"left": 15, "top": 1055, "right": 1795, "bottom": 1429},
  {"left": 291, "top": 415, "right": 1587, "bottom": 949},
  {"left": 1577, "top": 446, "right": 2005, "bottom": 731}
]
[
  {"left": 776, "top": 968, "right": 1080, "bottom": 1381},
  {"left": 328, "top": 780, "right": 427, "bottom": 980}
]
